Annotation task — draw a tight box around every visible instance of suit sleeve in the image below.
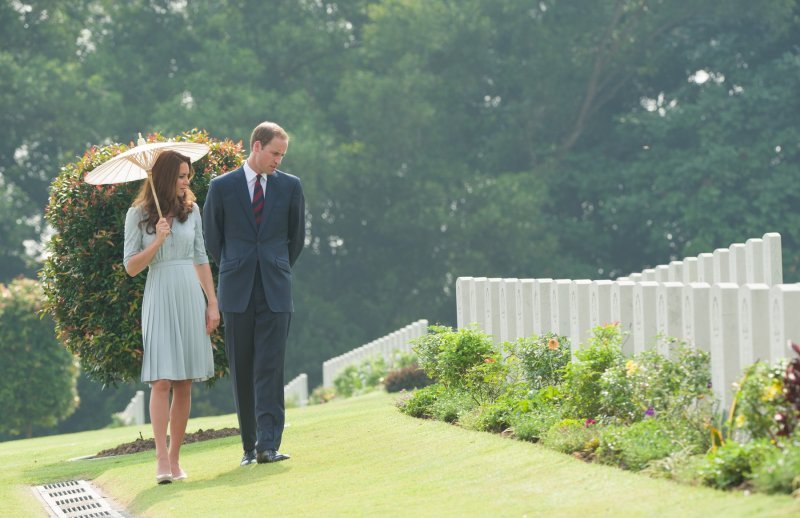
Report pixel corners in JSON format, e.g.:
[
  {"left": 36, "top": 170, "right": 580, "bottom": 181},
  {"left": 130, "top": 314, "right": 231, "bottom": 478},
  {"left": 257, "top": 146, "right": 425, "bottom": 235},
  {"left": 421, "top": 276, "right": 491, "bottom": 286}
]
[
  {"left": 203, "top": 180, "right": 223, "bottom": 265},
  {"left": 288, "top": 179, "right": 305, "bottom": 267}
]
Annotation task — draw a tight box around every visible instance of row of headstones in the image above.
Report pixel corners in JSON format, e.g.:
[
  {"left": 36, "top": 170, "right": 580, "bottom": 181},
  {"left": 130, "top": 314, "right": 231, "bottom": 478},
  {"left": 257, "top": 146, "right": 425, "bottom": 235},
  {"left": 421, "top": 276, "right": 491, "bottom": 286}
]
[
  {"left": 625, "top": 232, "right": 782, "bottom": 285},
  {"left": 321, "top": 320, "right": 429, "bottom": 388},
  {"left": 455, "top": 231, "right": 798, "bottom": 409},
  {"left": 284, "top": 373, "right": 309, "bottom": 407},
  {"left": 456, "top": 276, "right": 800, "bottom": 408}
]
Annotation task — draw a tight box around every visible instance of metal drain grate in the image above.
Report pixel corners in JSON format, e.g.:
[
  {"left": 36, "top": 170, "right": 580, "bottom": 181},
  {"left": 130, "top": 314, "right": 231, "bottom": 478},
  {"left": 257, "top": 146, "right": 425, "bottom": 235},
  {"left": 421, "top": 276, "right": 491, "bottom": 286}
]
[{"left": 33, "top": 480, "right": 125, "bottom": 517}]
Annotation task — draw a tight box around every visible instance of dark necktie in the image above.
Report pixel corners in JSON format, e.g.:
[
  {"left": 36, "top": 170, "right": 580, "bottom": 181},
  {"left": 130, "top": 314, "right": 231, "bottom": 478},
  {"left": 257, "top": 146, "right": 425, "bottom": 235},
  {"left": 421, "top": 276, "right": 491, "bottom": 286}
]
[{"left": 252, "top": 174, "right": 264, "bottom": 226}]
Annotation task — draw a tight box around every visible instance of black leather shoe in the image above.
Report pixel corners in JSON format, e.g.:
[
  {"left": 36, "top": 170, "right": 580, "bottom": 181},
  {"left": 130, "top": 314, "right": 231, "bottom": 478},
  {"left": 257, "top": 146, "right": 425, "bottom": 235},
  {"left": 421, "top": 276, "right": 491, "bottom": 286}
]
[
  {"left": 257, "top": 449, "right": 290, "bottom": 463},
  {"left": 240, "top": 449, "right": 257, "bottom": 466}
]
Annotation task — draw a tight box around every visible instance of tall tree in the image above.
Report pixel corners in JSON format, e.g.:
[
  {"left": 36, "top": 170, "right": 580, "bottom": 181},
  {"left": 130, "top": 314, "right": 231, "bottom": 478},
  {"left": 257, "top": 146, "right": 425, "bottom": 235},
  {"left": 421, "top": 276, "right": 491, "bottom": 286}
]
[
  {"left": 546, "top": 4, "right": 800, "bottom": 277},
  {"left": 0, "top": 0, "right": 112, "bottom": 281}
]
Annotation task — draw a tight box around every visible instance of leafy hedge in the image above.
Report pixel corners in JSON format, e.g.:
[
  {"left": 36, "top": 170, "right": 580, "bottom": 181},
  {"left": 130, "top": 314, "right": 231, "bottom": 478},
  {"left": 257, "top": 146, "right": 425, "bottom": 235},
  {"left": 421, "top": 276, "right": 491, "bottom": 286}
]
[
  {"left": 41, "top": 130, "right": 245, "bottom": 385},
  {"left": 0, "top": 278, "right": 78, "bottom": 436},
  {"left": 399, "top": 323, "right": 800, "bottom": 496}
]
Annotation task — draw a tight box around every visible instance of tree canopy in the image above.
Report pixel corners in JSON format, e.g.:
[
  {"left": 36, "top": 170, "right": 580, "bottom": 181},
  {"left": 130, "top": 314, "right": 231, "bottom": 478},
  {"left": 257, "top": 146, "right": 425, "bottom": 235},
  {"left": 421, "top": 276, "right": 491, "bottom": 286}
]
[{"left": 1, "top": 0, "right": 798, "bottom": 387}]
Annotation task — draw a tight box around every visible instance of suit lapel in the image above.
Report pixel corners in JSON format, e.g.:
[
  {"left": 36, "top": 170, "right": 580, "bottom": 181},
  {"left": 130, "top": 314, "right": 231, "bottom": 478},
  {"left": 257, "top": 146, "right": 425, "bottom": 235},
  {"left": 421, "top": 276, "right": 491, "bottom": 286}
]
[
  {"left": 259, "top": 171, "right": 281, "bottom": 234},
  {"left": 233, "top": 168, "right": 258, "bottom": 233}
]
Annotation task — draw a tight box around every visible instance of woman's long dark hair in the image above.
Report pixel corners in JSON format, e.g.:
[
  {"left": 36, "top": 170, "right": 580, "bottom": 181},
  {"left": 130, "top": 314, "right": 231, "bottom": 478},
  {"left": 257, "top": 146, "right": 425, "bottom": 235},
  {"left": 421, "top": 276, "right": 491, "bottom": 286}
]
[{"left": 132, "top": 150, "right": 196, "bottom": 234}]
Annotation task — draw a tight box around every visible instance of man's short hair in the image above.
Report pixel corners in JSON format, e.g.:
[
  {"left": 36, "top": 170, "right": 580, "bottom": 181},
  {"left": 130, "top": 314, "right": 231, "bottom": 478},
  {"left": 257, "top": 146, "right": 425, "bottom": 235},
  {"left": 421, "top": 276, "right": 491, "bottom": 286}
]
[{"left": 250, "top": 122, "right": 289, "bottom": 149}]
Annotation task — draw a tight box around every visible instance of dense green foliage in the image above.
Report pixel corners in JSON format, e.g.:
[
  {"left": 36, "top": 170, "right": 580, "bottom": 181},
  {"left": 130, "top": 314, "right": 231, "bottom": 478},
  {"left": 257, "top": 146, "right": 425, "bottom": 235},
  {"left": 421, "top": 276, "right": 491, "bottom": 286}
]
[
  {"left": 399, "top": 323, "right": 800, "bottom": 495},
  {"left": 0, "top": 278, "right": 78, "bottom": 437},
  {"left": 4, "top": 0, "right": 800, "bottom": 434},
  {"left": 383, "top": 364, "right": 432, "bottom": 393},
  {"left": 41, "top": 131, "right": 243, "bottom": 384}
]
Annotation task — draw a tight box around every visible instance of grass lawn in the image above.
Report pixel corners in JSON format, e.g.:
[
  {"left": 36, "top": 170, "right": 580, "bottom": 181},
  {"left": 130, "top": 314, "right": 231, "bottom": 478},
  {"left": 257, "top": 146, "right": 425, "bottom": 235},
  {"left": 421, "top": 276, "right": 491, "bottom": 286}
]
[{"left": 3, "top": 391, "right": 800, "bottom": 517}]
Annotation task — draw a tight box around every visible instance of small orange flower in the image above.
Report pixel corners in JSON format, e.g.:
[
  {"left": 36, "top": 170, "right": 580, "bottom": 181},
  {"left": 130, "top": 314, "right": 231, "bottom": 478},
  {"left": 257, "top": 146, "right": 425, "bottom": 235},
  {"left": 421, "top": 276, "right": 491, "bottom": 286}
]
[
  {"left": 484, "top": 357, "right": 496, "bottom": 364},
  {"left": 547, "top": 338, "right": 559, "bottom": 350}
]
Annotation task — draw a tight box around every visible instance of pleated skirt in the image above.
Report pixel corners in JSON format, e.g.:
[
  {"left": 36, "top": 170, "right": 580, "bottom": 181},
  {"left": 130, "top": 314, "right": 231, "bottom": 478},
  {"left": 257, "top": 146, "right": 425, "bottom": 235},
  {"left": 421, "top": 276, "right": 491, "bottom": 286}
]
[{"left": 141, "top": 259, "right": 214, "bottom": 383}]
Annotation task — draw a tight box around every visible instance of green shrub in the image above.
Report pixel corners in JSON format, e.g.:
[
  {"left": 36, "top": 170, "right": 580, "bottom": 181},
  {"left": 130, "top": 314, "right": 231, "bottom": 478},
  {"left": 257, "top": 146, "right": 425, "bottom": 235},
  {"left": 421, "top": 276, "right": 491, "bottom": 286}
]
[
  {"left": 510, "top": 410, "right": 562, "bottom": 443},
  {"left": 697, "top": 439, "right": 772, "bottom": 490},
  {"left": 333, "top": 365, "right": 362, "bottom": 397},
  {"left": 596, "top": 418, "right": 691, "bottom": 471},
  {"left": 751, "top": 440, "right": 800, "bottom": 494},
  {"left": 384, "top": 364, "right": 433, "bottom": 393},
  {"left": 462, "top": 350, "right": 510, "bottom": 405},
  {"left": 398, "top": 384, "right": 445, "bottom": 419},
  {"left": 391, "top": 350, "right": 419, "bottom": 370},
  {"left": 411, "top": 325, "right": 450, "bottom": 380},
  {"left": 732, "top": 360, "right": 791, "bottom": 441},
  {"left": 462, "top": 393, "right": 520, "bottom": 433},
  {"left": 432, "top": 389, "right": 475, "bottom": 423},
  {"left": 41, "top": 131, "right": 244, "bottom": 384},
  {"left": 541, "top": 418, "right": 601, "bottom": 455},
  {"left": 599, "top": 342, "right": 712, "bottom": 424},
  {"left": 333, "top": 356, "right": 387, "bottom": 398},
  {"left": 512, "top": 332, "right": 571, "bottom": 391},
  {"left": 562, "top": 324, "right": 625, "bottom": 419},
  {"left": 641, "top": 449, "right": 708, "bottom": 483},
  {"left": 0, "top": 278, "right": 79, "bottom": 437},
  {"left": 411, "top": 325, "right": 497, "bottom": 391},
  {"left": 309, "top": 385, "right": 336, "bottom": 405}
]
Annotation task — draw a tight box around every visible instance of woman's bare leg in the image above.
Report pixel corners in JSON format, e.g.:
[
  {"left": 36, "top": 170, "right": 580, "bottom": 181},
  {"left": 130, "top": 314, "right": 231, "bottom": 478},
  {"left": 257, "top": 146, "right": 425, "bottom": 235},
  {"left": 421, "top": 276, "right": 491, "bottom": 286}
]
[
  {"left": 169, "top": 380, "right": 193, "bottom": 476},
  {"left": 150, "top": 380, "right": 172, "bottom": 476}
]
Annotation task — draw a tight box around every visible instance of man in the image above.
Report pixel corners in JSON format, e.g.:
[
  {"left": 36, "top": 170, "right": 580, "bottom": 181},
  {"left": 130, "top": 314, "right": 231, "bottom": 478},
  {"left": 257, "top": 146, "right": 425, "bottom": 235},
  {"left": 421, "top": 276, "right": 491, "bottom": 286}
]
[{"left": 203, "top": 121, "right": 305, "bottom": 465}]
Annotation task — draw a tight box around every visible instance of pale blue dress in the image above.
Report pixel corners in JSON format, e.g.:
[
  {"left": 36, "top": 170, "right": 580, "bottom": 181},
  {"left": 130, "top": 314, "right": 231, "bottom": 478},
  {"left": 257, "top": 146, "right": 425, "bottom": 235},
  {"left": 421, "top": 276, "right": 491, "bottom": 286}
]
[{"left": 123, "top": 203, "right": 214, "bottom": 383}]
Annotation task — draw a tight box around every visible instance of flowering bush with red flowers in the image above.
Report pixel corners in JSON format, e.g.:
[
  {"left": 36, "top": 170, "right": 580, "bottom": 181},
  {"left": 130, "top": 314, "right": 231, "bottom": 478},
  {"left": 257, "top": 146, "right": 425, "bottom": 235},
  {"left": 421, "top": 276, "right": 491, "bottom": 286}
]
[{"left": 41, "top": 130, "right": 245, "bottom": 385}]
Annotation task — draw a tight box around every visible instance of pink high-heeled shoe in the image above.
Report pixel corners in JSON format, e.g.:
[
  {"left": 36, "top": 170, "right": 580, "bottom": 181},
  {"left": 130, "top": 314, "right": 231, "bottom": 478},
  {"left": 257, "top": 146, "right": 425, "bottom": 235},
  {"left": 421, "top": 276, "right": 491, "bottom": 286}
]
[
  {"left": 156, "top": 473, "right": 173, "bottom": 485},
  {"left": 172, "top": 469, "right": 188, "bottom": 481}
]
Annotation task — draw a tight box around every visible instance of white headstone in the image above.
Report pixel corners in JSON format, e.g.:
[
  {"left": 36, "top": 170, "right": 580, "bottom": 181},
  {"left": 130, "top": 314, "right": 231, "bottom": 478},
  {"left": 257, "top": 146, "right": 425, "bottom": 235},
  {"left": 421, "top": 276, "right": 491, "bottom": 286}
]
[
  {"left": 590, "top": 280, "right": 614, "bottom": 329},
  {"left": 456, "top": 277, "right": 473, "bottom": 328},
  {"left": 713, "top": 248, "right": 731, "bottom": 284},
  {"left": 655, "top": 265, "right": 670, "bottom": 282},
  {"left": 697, "top": 253, "right": 714, "bottom": 283},
  {"left": 487, "top": 278, "right": 503, "bottom": 343},
  {"left": 633, "top": 282, "right": 659, "bottom": 353},
  {"left": 516, "top": 279, "right": 530, "bottom": 339},
  {"left": 710, "top": 283, "right": 740, "bottom": 410},
  {"left": 683, "top": 282, "right": 711, "bottom": 353},
  {"left": 769, "top": 284, "right": 800, "bottom": 362},
  {"left": 738, "top": 284, "right": 770, "bottom": 368},
  {"left": 533, "top": 278, "right": 553, "bottom": 335},
  {"left": 551, "top": 280, "right": 572, "bottom": 339},
  {"left": 570, "top": 280, "right": 593, "bottom": 350},
  {"left": 668, "top": 261, "right": 684, "bottom": 282},
  {"left": 642, "top": 269, "right": 656, "bottom": 282},
  {"left": 502, "top": 278, "right": 519, "bottom": 342},
  {"left": 611, "top": 280, "right": 636, "bottom": 355},
  {"left": 656, "top": 282, "right": 684, "bottom": 356},
  {"left": 746, "top": 238, "right": 766, "bottom": 284},
  {"left": 728, "top": 243, "right": 747, "bottom": 285},
  {"left": 629, "top": 273, "right": 643, "bottom": 282},
  {"left": 682, "top": 257, "right": 698, "bottom": 284},
  {"left": 471, "top": 277, "right": 488, "bottom": 330},
  {"left": 762, "top": 232, "right": 783, "bottom": 286}
]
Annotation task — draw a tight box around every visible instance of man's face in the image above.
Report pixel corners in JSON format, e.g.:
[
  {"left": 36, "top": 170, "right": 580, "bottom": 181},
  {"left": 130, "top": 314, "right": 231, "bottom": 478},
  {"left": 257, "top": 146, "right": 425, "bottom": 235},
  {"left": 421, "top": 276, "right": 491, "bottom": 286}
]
[{"left": 253, "top": 137, "right": 288, "bottom": 175}]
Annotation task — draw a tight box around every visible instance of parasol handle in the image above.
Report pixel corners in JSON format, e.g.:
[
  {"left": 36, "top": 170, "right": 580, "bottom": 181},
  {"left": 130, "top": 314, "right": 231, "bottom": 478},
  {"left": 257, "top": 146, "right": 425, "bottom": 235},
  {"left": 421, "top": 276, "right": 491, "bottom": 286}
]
[{"left": 147, "top": 170, "right": 164, "bottom": 219}]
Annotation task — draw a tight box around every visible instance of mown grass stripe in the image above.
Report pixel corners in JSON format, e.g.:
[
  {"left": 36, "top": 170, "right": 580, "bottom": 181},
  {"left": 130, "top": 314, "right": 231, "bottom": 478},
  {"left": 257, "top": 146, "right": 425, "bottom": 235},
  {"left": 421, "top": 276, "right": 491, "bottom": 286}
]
[{"left": 2, "top": 392, "right": 798, "bottom": 517}]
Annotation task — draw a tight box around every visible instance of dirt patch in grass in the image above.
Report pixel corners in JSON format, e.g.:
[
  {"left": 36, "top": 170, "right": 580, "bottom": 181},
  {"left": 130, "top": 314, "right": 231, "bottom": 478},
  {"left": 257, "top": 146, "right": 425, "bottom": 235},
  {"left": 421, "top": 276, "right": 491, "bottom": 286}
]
[{"left": 95, "top": 427, "right": 240, "bottom": 458}]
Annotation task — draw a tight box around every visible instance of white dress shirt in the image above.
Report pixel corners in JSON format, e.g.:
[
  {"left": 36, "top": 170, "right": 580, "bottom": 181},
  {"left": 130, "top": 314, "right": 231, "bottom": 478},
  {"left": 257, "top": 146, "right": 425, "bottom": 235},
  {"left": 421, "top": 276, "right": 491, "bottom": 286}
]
[{"left": 243, "top": 161, "right": 267, "bottom": 201}]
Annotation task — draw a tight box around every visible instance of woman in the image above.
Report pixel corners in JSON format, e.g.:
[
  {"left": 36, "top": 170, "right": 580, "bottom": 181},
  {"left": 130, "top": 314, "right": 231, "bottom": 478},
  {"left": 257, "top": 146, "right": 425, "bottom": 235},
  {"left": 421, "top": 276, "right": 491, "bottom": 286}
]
[{"left": 123, "top": 150, "right": 219, "bottom": 484}]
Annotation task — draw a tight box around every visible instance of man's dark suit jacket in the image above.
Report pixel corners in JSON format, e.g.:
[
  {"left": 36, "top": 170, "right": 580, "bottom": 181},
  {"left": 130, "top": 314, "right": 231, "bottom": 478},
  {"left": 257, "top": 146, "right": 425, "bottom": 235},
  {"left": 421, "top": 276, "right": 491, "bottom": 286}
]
[{"left": 203, "top": 167, "right": 305, "bottom": 313}]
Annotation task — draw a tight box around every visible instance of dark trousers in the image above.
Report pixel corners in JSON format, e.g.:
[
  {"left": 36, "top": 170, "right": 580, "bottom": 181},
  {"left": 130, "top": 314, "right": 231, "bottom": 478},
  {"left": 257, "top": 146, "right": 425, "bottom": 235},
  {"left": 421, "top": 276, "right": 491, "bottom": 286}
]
[{"left": 224, "top": 267, "right": 291, "bottom": 452}]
